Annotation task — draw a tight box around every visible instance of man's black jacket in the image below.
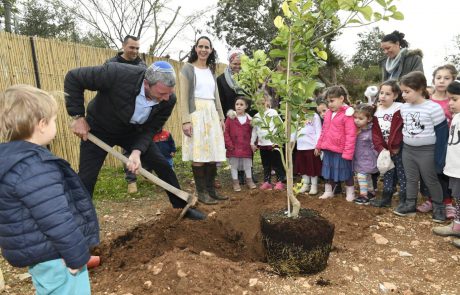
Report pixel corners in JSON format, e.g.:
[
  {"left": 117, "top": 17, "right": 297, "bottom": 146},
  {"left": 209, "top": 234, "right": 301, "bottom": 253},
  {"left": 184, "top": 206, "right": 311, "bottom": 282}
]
[{"left": 64, "top": 63, "right": 176, "bottom": 153}]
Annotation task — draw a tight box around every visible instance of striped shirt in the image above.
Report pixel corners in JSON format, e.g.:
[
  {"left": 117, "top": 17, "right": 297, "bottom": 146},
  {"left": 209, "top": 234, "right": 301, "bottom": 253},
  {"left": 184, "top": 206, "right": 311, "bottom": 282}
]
[{"left": 401, "top": 100, "right": 445, "bottom": 146}]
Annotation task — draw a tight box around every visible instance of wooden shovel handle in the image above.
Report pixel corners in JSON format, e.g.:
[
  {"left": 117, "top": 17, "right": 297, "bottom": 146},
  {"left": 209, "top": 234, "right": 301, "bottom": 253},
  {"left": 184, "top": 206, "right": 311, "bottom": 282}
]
[{"left": 87, "top": 133, "right": 192, "bottom": 203}]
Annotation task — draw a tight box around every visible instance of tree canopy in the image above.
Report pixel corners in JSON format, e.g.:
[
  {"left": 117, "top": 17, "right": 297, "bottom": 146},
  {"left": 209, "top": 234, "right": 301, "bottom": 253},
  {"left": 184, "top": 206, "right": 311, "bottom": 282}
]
[
  {"left": 208, "top": 0, "right": 283, "bottom": 56},
  {"left": 351, "top": 27, "right": 386, "bottom": 68}
]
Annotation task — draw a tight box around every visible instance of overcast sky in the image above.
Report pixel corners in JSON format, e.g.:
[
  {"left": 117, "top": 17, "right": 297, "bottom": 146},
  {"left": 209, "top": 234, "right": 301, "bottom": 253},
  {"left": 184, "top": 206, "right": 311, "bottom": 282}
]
[{"left": 143, "top": 0, "right": 459, "bottom": 81}]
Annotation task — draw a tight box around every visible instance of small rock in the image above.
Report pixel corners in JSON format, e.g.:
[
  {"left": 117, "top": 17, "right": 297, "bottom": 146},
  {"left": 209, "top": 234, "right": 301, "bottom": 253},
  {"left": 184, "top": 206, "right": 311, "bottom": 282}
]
[
  {"left": 150, "top": 262, "right": 163, "bottom": 275},
  {"left": 424, "top": 275, "right": 434, "bottom": 282},
  {"left": 399, "top": 251, "right": 412, "bottom": 257},
  {"left": 283, "top": 285, "right": 291, "bottom": 292},
  {"left": 155, "top": 209, "right": 162, "bottom": 215},
  {"left": 378, "top": 222, "right": 394, "bottom": 227},
  {"left": 395, "top": 226, "right": 405, "bottom": 230},
  {"left": 432, "top": 284, "right": 442, "bottom": 290},
  {"left": 143, "top": 281, "right": 152, "bottom": 288},
  {"left": 352, "top": 266, "right": 360, "bottom": 272},
  {"left": 122, "top": 213, "right": 128, "bottom": 218},
  {"left": 345, "top": 275, "right": 353, "bottom": 281},
  {"left": 177, "top": 270, "right": 187, "bottom": 278},
  {"left": 390, "top": 248, "right": 399, "bottom": 253},
  {"left": 249, "top": 278, "right": 258, "bottom": 287},
  {"left": 379, "top": 282, "right": 397, "bottom": 293},
  {"left": 410, "top": 240, "right": 420, "bottom": 247},
  {"left": 376, "top": 257, "right": 384, "bottom": 262},
  {"left": 452, "top": 255, "right": 459, "bottom": 262},
  {"left": 0, "top": 268, "right": 4, "bottom": 291},
  {"left": 208, "top": 211, "right": 217, "bottom": 217},
  {"left": 427, "top": 258, "right": 437, "bottom": 263},
  {"left": 16, "top": 273, "right": 31, "bottom": 281},
  {"left": 420, "top": 221, "right": 431, "bottom": 226},
  {"left": 303, "top": 281, "right": 312, "bottom": 288},
  {"left": 200, "top": 251, "right": 215, "bottom": 257},
  {"left": 373, "top": 233, "right": 389, "bottom": 245}
]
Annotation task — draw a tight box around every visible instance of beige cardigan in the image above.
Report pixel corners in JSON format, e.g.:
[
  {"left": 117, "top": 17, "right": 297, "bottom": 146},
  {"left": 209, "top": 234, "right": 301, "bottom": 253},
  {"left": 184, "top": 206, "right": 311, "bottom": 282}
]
[{"left": 179, "top": 63, "right": 225, "bottom": 124}]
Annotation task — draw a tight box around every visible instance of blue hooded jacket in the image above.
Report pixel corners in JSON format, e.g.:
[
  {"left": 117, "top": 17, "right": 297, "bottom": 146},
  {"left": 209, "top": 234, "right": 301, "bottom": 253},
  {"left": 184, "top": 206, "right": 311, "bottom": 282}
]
[{"left": 0, "top": 141, "right": 99, "bottom": 269}]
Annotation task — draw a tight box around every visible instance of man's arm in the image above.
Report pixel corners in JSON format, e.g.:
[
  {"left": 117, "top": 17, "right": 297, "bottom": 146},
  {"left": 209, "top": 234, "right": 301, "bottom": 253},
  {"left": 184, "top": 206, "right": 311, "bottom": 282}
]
[{"left": 64, "top": 64, "right": 114, "bottom": 117}]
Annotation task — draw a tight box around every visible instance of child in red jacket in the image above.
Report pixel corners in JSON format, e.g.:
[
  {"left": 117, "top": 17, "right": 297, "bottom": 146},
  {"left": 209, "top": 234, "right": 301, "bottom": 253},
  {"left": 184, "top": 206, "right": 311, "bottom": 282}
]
[
  {"left": 224, "top": 97, "right": 256, "bottom": 191},
  {"left": 371, "top": 80, "right": 406, "bottom": 208}
]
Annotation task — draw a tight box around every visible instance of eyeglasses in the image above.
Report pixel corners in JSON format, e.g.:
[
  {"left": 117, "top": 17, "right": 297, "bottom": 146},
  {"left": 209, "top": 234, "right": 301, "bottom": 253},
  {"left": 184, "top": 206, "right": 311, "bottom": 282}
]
[{"left": 197, "top": 45, "right": 211, "bottom": 50}]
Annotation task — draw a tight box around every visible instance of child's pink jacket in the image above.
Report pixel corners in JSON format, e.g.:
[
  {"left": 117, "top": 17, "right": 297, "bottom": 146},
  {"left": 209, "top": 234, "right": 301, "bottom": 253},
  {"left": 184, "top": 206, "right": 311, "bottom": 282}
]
[{"left": 316, "top": 105, "right": 357, "bottom": 160}]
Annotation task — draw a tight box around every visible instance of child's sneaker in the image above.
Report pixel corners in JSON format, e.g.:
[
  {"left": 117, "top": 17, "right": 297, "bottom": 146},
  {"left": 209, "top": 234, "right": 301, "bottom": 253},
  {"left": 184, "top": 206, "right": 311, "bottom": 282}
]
[
  {"left": 260, "top": 182, "right": 272, "bottom": 190},
  {"left": 432, "top": 223, "right": 460, "bottom": 237},
  {"left": 319, "top": 184, "right": 334, "bottom": 199},
  {"left": 354, "top": 196, "right": 369, "bottom": 205},
  {"left": 417, "top": 200, "right": 433, "bottom": 213},
  {"left": 274, "top": 182, "right": 285, "bottom": 190},
  {"left": 446, "top": 205, "right": 456, "bottom": 219},
  {"left": 308, "top": 185, "right": 318, "bottom": 195},
  {"left": 232, "top": 180, "right": 241, "bottom": 192},
  {"left": 393, "top": 204, "right": 416, "bottom": 217}
]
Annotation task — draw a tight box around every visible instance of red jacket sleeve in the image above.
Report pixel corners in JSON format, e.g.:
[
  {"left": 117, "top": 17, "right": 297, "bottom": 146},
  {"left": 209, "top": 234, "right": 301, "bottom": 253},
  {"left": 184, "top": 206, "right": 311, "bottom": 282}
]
[{"left": 372, "top": 116, "right": 387, "bottom": 153}]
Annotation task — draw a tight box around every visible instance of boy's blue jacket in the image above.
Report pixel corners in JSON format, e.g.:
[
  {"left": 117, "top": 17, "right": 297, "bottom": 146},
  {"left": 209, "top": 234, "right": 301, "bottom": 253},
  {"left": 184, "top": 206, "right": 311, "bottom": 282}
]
[{"left": 0, "top": 141, "right": 100, "bottom": 269}]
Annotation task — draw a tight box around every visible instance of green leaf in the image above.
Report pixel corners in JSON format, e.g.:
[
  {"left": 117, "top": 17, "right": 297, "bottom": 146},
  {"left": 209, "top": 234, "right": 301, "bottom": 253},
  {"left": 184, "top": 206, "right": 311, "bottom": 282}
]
[
  {"left": 348, "top": 18, "right": 362, "bottom": 24},
  {"left": 373, "top": 12, "right": 382, "bottom": 20},
  {"left": 317, "top": 50, "right": 328, "bottom": 60},
  {"left": 338, "top": 0, "right": 355, "bottom": 10},
  {"left": 388, "top": 5, "right": 397, "bottom": 12},
  {"left": 274, "top": 15, "right": 284, "bottom": 29},
  {"left": 375, "top": 0, "right": 387, "bottom": 7},
  {"left": 270, "top": 48, "right": 287, "bottom": 58},
  {"left": 282, "top": 1, "right": 291, "bottom": 18},
  {"left": 358, "top": 6, "right": 373, "bottom": 21},
  {"left": 391, "top": 11, "right": 404, "bottom": 20}
]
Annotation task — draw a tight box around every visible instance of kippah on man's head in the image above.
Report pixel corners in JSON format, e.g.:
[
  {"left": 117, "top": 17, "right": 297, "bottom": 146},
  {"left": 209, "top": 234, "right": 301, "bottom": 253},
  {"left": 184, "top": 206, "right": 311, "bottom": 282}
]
[{"left": 151, "top": 61, "right": 174, "bottom": 73}]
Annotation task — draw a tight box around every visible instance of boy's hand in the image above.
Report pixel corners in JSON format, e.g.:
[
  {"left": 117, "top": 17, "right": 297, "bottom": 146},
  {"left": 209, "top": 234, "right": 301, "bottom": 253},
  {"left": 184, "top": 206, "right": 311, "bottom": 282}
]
[
  {"left": 390, "top": 148, "right": 400, "bottom": 156},
  {"left": 127, "top": 150, "right": 142, "bottom": 173},
  {"left": 70, "top": 117, "right": 90, "bottom": 141},
  {"left": 251, "top": 144, "right": 258, "bottom": 152}
]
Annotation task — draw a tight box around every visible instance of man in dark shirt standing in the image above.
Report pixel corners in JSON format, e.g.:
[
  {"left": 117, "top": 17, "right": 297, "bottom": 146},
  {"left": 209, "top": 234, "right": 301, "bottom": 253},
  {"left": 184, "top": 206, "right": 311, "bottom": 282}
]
[{"left": 105, "top": 35, "right": 147, "bottom": 68}]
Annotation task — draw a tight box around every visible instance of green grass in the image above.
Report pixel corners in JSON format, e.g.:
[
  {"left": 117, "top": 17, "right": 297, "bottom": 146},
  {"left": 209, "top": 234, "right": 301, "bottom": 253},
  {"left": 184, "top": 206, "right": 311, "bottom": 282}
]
[{"left": 92, "top": 147, "right": 264, "bottom": 201}]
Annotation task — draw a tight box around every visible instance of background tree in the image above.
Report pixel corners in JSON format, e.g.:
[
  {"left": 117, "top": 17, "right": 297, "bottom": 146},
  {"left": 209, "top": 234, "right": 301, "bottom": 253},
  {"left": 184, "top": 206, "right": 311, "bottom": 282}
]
[
  {"left": 1, "top": 0, "right": 18, "bottom": 32},
  {"left": 208, "top": 0, "right": 283, "bottom": 55},
  {"left": 59, "top": 0, "right": 207, "bottom": 56},
  {"left": 444, "top": 34, "right": 460, "bottom": 71},
  {"left": 351, "top": 26, "right": 386, "bottom": 68},
  {"left": 16, "top": 0, "right": 78, "bottom": 41}
]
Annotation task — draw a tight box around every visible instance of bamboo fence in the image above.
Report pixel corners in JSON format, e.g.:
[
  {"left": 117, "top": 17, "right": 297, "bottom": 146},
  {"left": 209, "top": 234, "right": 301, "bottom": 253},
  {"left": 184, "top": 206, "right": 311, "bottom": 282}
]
[{"left": 0, "top": 31, "right": 225, "bottom": 170}]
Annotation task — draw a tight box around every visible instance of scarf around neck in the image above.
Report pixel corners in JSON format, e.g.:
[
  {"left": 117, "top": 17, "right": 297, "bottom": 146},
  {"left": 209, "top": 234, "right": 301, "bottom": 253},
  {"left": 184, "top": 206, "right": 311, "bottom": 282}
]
[
  {"left": 224, "top": 66, "right": 248, "bottom": 96},
  {"left": 385, "top": 48, "right": 407, "bottom": 80}
]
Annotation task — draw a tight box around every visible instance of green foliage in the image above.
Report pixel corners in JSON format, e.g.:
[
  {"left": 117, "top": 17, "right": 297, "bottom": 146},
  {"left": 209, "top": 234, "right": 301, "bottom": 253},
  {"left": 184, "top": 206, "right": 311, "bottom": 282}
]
[
  {"left": 338, "top": 64, "right": 381, "bottom": 102},
  {"left": 17, "top": 0, "right": 78, "bottom": 41},
  {"left": 208, "top": 0, "right": 283, "bottom": 55},
  {"left": 351, "top": 27, "right": 386, "bottom": 68},
  {"left": 444, "top": 34, "right": 460, "bottom": 71}
]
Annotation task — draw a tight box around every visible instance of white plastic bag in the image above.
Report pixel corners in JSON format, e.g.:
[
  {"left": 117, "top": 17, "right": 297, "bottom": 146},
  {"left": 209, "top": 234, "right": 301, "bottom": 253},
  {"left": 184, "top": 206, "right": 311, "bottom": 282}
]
[{"left": 377, "top": 149, "right": 395, "bottom": 174}]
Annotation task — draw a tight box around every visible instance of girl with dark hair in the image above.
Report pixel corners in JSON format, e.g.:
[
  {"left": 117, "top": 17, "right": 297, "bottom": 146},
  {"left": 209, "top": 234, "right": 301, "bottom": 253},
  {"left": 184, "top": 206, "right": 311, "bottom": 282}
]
[
  {"left": 371, "top": 80, "right": 406, "bottom": 208},
  {"left": 180, "top": 36, "right": 227, "bottom": 205},
  {"left": 433, "top": 80, "right": 460, "bottom": 248},
  {"left": 394, "top": 71, "right": 447, "bottom": 222},
  {"left": 314, "top": 85, "right": 357, "bottom": 201},
  {"left": 380, "top": 30, "right": 423, "bottom": 81},
  {"left": 353, "top": 104, "right": 379, "bottom": 205}
]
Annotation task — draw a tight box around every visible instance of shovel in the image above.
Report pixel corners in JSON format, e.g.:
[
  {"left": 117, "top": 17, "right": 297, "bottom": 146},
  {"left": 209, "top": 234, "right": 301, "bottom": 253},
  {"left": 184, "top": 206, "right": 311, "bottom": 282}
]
[{"left": 87, "top": 133, "right": 197, "bottom": 221}]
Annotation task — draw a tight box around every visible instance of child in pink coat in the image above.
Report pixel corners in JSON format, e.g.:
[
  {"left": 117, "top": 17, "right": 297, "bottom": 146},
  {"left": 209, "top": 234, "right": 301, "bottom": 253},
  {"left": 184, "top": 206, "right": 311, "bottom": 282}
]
[
  {"left": 224, "top": 97, "right": 256, "bottom": 191},
  {"left": 315, "top": 86, "right": 357, "bottom": 201}
]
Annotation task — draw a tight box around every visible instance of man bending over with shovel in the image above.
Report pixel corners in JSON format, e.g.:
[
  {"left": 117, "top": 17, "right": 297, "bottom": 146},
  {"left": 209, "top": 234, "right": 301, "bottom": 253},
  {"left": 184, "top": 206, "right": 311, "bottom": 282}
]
[{"left": 64, "top": 61, "right": 205, "bottom": 220}]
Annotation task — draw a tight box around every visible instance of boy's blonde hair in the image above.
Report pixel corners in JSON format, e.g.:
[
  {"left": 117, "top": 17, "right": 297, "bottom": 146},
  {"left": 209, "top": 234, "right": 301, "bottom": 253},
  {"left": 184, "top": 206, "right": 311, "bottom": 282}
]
[{"left": 0, "top": 85, "right": 57, "bottom": 142}]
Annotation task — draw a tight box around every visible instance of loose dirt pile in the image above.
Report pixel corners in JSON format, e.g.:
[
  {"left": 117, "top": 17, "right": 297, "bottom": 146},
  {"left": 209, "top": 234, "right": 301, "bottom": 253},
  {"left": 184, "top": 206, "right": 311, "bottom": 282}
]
[{"left": 91, "top": 189, "right": 460, "bottom": 295}]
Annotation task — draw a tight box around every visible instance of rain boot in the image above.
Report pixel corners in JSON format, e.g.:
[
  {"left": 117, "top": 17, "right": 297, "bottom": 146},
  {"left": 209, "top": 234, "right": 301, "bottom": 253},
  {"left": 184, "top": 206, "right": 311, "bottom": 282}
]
[
  {"left": 192, "top": 165, "right": 218, "bottom": 205},
  {"left": 205, "top": 163, "right": 228, "bottom": 200},
  {"left": 309, "top": 176, "right": 318, "bottom": 195}
]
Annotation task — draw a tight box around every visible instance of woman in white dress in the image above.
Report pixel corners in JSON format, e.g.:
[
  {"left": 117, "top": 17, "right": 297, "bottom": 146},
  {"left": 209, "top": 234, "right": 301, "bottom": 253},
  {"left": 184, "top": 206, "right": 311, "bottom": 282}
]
[{"left": 180, "top": 36, "right": 227, "bottom": 204}]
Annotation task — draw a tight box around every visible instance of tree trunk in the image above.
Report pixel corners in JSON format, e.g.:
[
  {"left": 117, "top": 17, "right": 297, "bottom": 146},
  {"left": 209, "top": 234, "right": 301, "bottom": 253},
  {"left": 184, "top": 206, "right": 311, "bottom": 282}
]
[
  {"left": 3, "top": 0, "right": 12, "bottom": 33},
  {"left": 261, "top": 208, "right": 335, "bottom": 275}
]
